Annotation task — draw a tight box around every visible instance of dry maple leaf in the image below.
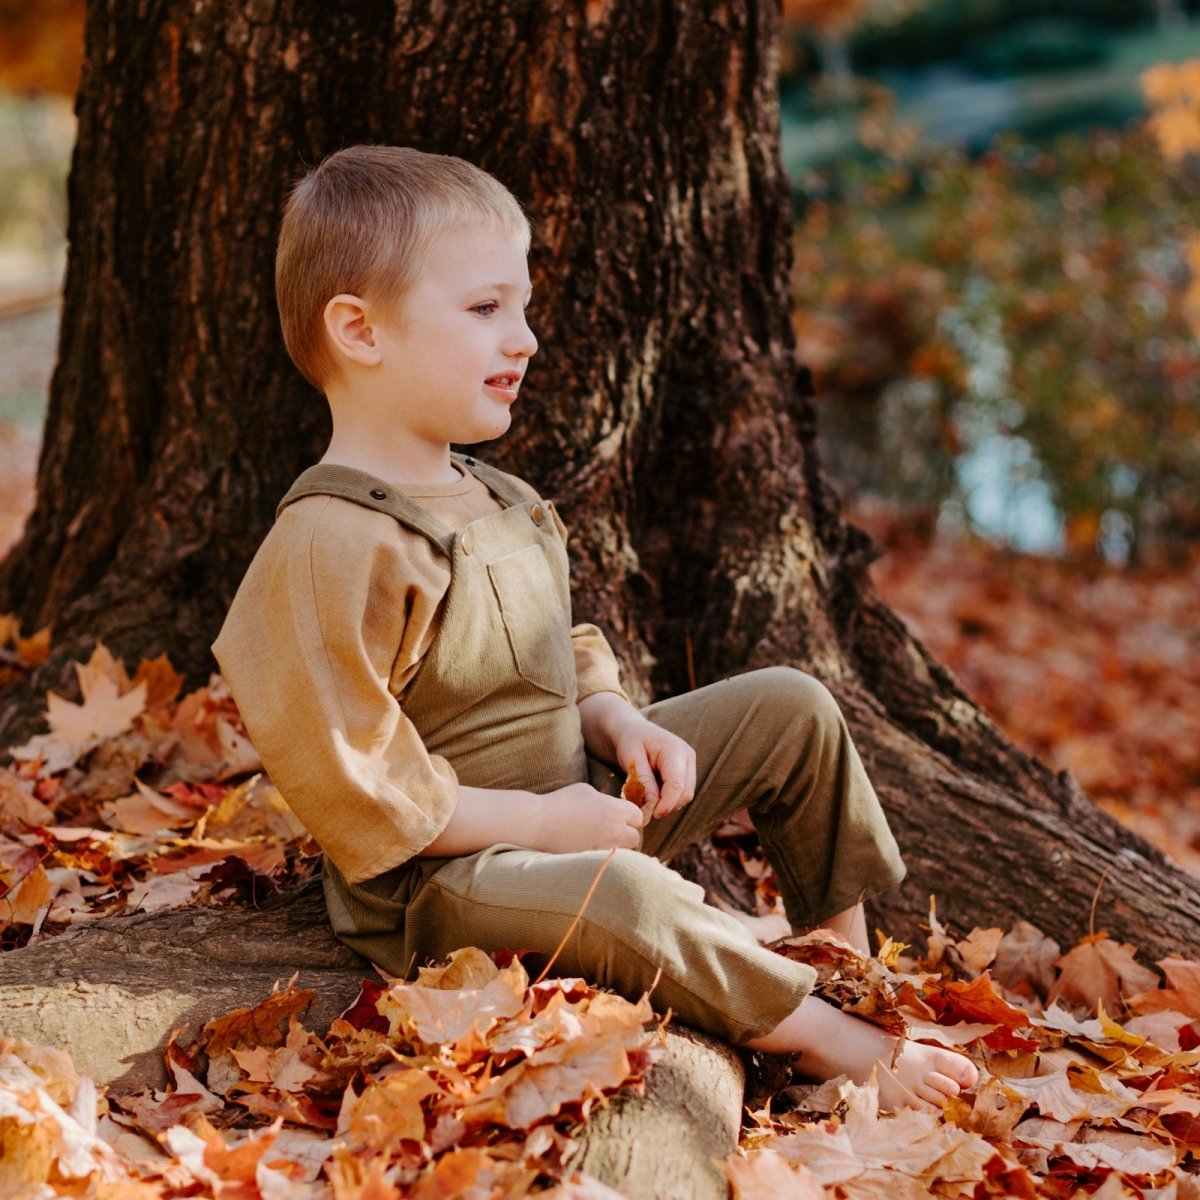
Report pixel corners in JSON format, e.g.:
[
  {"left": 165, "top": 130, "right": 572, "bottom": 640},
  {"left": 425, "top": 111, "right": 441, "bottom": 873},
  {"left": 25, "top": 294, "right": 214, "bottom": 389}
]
[
  {"left": 725, "top": 1147, "right": 826, "bottom": 1198},
  {"left": 128, "top": 652, "right": 184, "bottom": 715},
  {"left": 379, "top": 958, "right": 529, "bottom": 1047},
  {"left": 1127, "top": 957, "right": 1200, "bottom": 1021},
  {"left": 9, "top": 643, "right": 147, "bottom": 776},
  {"left": 1, "top": 861, "right": 53, "bottom": 927},
  {"left": 339, "top": 1068, "right": 443, "bottom": 1147},
  {"left": 0, "top": 1046, "right": 135, "bottom": 1193},
  {"left": 621, "top": 760, "right": 647, "bottom": 810},
  {"left": 956, "top": 927, "right": 1004, "bottom": 975},
  {"left": 1047, "top": 932, "right": 1160, "bottom": 1016},
  {"left": 0, "top": 768, "right": 56, "bottom": 833}
]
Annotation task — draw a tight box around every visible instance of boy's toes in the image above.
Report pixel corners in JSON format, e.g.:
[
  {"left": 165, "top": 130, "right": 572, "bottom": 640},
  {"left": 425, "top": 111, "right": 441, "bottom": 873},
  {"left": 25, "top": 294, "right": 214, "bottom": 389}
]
[
  {"left": 927, "top": 1071, "right": 966, "bottom": 1099},
  {"left": 931, "top": 1050, "right": 978, "bottom": 1090},
  {"left": 917, "top": 1087, "right": 948, "bottom": 1110}
]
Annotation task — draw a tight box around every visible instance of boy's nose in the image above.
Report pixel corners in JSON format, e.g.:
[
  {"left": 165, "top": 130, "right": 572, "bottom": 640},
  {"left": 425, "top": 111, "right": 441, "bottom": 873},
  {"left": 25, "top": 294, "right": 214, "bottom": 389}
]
[{"left": 507, "top": 316, "right": 538, "bottom": 359}]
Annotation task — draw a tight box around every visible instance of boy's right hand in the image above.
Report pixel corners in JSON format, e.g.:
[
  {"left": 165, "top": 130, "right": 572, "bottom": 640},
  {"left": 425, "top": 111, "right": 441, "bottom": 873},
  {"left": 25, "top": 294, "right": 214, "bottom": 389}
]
[{"left": 534, "top": 783, "right": 644, "bottom": 853}]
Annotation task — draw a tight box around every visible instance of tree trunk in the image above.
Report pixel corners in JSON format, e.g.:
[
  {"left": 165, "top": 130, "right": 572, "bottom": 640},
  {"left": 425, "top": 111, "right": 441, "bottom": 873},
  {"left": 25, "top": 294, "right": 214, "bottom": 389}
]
[{"left": 0, "top": 0, "right": 1196, "bottom": 1027}]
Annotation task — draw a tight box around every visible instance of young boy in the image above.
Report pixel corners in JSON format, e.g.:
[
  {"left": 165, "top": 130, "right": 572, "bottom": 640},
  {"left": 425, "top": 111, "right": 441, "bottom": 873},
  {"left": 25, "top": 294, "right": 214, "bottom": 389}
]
[{"left": 211, "top": 144, "right": 978, "bottom": 1111}]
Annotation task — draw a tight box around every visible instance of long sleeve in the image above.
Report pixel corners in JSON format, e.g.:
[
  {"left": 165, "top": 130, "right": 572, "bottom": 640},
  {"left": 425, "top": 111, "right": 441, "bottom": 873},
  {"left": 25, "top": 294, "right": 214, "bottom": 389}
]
[
  {"left": 571, "top": 623, "right": 629, "bottom": 703},
  {"left": 211, "top": 496, "right": 459, "bottom": 884}
]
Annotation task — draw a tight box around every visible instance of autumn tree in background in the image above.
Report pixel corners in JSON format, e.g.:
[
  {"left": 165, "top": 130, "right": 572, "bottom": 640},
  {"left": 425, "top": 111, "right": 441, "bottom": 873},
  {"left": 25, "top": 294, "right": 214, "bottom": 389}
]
[
  {"left": 791, "top": 62, "right": 1200, "bottom": 564},
  {"left": 0, "top": 0, "right": 83, "bottom": 96},
  {"left": 1, "top": 0, "right": 1198, "bottom": 1004}
]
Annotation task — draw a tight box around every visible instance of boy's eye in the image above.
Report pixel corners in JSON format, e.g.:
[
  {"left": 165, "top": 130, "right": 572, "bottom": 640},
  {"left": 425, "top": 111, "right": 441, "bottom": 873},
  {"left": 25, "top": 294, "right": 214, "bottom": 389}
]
[{"left": 472, "top": 302, "right": 498, "bottom": 316}]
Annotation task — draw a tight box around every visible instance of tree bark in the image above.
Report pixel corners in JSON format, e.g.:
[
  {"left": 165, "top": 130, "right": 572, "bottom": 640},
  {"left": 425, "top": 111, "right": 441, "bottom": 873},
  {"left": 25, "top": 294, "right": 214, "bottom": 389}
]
[{"left": 0, "top": 0, "right": 1196, "bottom": 1033}]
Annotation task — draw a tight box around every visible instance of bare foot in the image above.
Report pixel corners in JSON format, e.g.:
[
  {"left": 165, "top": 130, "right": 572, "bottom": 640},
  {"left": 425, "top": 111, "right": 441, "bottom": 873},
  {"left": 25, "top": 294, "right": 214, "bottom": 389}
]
[{"left": 744, "top": 995, "right": 979, "bottom": 1112}]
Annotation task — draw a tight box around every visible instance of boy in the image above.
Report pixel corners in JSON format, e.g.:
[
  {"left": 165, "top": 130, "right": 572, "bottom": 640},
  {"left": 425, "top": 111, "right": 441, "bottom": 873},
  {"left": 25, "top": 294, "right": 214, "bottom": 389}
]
[{"left": 212, "top": 144, "right": 978, "bottom": 1111}]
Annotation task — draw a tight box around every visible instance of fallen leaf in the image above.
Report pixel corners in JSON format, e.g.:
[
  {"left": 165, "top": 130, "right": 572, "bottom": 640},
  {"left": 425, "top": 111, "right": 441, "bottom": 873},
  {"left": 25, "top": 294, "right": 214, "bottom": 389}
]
[
  {"left": 726, "top": 1148, "right": 826, "bottom": 1198},
  {"left": 1048, "top": 932, "right": 1160, "bottom": 1015},
  {"left": 956, "top": 927, "right": 1004, "bottom": 974},
  {"left": 9, "top": 643, "right": 147, "bottom": 775}
]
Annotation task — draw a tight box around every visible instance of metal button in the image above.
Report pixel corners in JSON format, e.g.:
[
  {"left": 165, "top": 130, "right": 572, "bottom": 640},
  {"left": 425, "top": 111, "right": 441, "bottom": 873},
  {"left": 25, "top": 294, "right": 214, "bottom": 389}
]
[
  {"left": 369, "top": 488, "right": 386, "bottom": 500},
  {"left": 461, "top": 530, "right": 473, "bottom": 555},
  {"left": 531, "top": 503, "right": 545, "bottom": 526}
]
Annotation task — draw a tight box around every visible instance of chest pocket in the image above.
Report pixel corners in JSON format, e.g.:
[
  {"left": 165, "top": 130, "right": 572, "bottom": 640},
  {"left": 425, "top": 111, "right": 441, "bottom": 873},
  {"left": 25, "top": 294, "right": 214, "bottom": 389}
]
[{"left": 487, "top": 543, "right": 575, "bottom": 698}]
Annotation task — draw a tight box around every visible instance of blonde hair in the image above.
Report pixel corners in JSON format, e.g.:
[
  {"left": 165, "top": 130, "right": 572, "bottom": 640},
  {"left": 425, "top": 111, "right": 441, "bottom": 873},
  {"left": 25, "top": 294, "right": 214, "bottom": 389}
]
[{"left": 275, "top": 145, "right": 532, "bottom": 391}]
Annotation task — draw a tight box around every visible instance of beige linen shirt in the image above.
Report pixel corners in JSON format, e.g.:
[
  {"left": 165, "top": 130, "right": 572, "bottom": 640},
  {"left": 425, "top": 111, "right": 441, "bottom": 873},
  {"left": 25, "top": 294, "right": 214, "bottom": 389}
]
[{"left": 210, "top": 464, "right": 628, "bottom": 881}]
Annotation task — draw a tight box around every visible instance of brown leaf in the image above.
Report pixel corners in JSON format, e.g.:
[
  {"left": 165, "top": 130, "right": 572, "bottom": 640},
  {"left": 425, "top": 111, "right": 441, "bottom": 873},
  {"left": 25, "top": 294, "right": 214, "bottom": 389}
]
[
  {"left": 129, "top": 652, "right": 184, "bottom": 715},
  {"left": 1128, "top": 956, "right": 1200, "bottom": 1020},
  {"left": 230, "top": 1016, "right": 320, "bottom": 1091},
  {"left": 197, "top": 978, "right": 315, "bottom": 1095},
  {"left": 1002, "top": 1068, "right": 1134, "bottom": 1123},
  {"left": 923, "top": 972, "right": 1039, "bottom": 1049},
  {"left": 409, "top": 1146, "right": 538, "bottom": 1200},
  {"left": 0, "top": 769, "right": 56, "bottom": 833},
  {"left": 378, "top": 958, "right": 528, "bottom": 1047},
  {"left": 1048, "top": 932, "right": 1160, "bottom": 1015},
  {"left": 341, "top": 1069, "right": 444, "bottom": 1147},
  {"left": 98, "top": 780, "right": 198, "bottom": 835},
  {"left": 951, "top": 1075, "right": 1028, "bottom": 1140},
  {"left": 726, "top": 1149, "right": 826, "bottom": 1198},
  {"left": 956, "top": 927, "right": 1004, "bottom": 974},
  {"left": 992, "top": 919, "right": 1061, "bottom": 1000},
  {"left": 621, "top": 760, "right": 646, "bottom": 807},
  {"left": 9, "top": 643, "right": 148, "bottom": 775},
  {"left": 1, "top": 862, "right": 52, "bottom": 926},
  {"left": 464, "top": 993, "right": 658, "bottom": 1130}
]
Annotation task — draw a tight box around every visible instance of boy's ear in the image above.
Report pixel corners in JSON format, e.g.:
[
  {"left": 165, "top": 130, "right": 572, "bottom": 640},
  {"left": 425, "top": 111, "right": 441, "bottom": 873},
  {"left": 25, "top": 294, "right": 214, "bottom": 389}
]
[{"left": 323, "top": 293, "right": 381, "bottom": 367}]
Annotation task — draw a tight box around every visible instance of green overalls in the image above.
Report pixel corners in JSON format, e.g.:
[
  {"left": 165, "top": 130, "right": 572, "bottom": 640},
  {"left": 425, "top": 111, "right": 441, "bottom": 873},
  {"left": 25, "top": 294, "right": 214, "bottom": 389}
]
[{"left": 274, "top": 454, "right": 905, "bottom": 1044}]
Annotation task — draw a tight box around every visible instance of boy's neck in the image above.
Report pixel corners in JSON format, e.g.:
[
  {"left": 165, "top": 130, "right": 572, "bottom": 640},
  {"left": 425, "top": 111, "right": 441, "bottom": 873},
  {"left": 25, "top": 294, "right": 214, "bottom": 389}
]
[{"left": 318, "top": 431, "right": 465, "bottom": 488}]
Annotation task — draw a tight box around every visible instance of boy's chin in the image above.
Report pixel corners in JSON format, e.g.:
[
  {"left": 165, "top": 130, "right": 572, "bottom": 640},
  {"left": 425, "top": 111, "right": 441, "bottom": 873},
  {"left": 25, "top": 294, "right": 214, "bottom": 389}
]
[{"left": 469, "top": 409, "right": 514, "bottom": 442}]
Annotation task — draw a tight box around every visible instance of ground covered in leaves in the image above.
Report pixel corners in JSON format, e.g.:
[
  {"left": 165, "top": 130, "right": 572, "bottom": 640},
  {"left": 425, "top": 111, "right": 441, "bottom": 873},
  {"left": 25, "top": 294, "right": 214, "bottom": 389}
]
[
  {"left": 856, "top": 505, "right": 1200, "bottom": 877},
  {"left": 2, "top": 633, "right": 1200, "bottom": 1195}
]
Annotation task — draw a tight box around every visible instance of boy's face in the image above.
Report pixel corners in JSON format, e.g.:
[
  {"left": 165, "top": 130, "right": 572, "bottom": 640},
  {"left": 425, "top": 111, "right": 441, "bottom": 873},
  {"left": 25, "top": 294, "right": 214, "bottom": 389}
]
[{"left": 368, "top": 222, "right": 537, "bottom": 449}]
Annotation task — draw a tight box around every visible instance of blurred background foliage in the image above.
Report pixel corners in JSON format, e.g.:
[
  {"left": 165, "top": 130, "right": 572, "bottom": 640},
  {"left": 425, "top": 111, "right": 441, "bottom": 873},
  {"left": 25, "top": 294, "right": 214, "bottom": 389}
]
[{"left": 781, "top": 0, "right": 1200, "bottom": 567}]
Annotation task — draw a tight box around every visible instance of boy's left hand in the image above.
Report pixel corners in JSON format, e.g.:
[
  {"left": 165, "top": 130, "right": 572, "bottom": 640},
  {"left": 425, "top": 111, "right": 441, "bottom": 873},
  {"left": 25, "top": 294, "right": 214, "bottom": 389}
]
[{"left": 612, "top": 717, "right": 696, "bottom": 820}]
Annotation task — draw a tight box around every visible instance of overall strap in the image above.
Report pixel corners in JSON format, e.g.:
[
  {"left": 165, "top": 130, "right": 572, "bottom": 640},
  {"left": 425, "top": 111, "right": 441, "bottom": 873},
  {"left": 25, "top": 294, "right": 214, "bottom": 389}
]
[
  {"left": 452, "top": 452, "right": 535, "bottom": 510},
  {"left": 275, "top": 463, "right": 457, "bottom": 557}
]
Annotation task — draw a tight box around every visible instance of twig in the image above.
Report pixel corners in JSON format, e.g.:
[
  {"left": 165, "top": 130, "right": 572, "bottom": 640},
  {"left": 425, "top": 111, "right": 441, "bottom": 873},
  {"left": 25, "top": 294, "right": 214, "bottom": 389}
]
[
  {"left": 684, "top": 630, "right": 697, "bottom": 692},
  {"left": 1089, "top": 863, "right": 1113, "bottom": 938},
  {"left": 534, "top": 848, "right": 617, "bottom": 986}
]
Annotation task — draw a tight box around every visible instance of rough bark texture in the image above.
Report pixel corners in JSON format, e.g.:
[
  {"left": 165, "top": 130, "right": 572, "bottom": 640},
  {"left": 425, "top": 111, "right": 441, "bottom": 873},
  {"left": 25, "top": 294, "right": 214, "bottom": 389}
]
[
  {"left": 565, "top": 1025, "right": 745, "bottom": 1200},
  {"left": 0, "top": 0, "right": 1197, "bottom": 1135},
  {"left": 0, "top": 882, "right": 362, "bottom": 1091},
  {"left": 0, "top": 880, "right": 743, "bottom": 1200}
]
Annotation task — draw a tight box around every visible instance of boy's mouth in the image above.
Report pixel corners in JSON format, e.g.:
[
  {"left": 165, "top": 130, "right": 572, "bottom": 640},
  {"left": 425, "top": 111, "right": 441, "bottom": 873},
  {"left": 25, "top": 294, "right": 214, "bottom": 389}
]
[{"left": 484, "top": 373, "right": 521, "bottom": 394}]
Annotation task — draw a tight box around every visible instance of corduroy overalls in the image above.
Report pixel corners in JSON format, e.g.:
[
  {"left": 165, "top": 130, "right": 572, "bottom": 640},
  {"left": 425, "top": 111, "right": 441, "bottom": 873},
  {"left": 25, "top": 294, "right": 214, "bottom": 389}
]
[{"left": 275, "top": 454, "right": 906, "bottom": 1044}]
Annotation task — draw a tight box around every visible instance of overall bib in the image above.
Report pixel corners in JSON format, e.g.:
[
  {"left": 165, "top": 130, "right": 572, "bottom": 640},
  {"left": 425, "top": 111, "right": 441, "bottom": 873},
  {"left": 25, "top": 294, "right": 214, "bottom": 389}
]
[{"left": 274, "top": 455, "right": 905, "bottom": 1044}]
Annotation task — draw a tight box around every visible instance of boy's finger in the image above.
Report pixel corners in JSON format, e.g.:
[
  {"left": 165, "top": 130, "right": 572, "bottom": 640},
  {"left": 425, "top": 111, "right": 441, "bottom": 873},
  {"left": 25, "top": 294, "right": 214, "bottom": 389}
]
[{"left": 660, "top": 748, "right": 693, "bottom": 803}]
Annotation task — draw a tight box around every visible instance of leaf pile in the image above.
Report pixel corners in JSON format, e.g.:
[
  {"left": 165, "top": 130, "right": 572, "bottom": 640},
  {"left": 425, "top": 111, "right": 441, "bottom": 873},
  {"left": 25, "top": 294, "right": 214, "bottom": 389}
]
[
  {"left": 727, "top": 904, "right": 1200, "bottom": 1199},
  {"left": 0, "top": 946, "right": 660, "bottom": 1198},
  {"left": 0, "top": 639, "right": 322, "bottom": 950}
]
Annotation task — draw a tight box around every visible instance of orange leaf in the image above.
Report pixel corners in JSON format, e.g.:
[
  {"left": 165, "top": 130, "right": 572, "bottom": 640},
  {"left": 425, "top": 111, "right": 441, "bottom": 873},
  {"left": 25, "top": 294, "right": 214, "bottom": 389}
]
[
  {"left": 2, "top": 863, "right": 52, "bottom": 926},
  {"left": 1127, "top": 957, "right": 1200, "bottom": 1020},
  {"left": 621, "top": 761, "right": 646, "bottom": 807},
  {"left": 1048, "top": 932, "right": 1159, "bottom": 1016},
  {"left": 726, "top": 1149, "right": 826, "bottom": 1198}
]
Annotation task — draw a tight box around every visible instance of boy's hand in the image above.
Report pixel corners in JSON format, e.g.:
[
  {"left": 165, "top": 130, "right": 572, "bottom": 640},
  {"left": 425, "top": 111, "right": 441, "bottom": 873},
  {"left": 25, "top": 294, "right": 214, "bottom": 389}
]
[
  {"left": 612, "top": 717, "right": 696, "bottom": 821},
  {"left": 576, "top": 692, "right": 697, "bottom": 820},
  {"left": 535, "top": 783, "right": 645, "bottom": 853}
]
